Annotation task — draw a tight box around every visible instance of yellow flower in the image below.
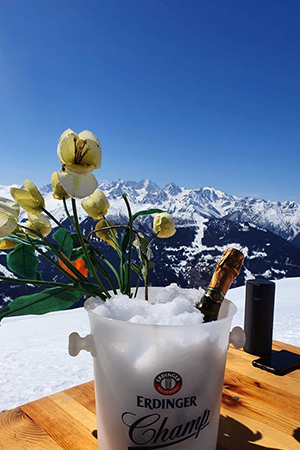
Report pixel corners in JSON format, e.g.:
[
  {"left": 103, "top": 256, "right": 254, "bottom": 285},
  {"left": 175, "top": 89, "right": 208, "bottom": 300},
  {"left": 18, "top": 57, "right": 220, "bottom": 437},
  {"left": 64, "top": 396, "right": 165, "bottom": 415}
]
[
  {"left": 56, "top": 128, "right": 102, "bottom": 199},
  {"left": 57, "top": 128, "right": 102, "bottom": 176},
  {"left": 81, "top": 189, "right": 110, "bottom": 219},
  {"left": 57, "top": 171, "right": 98, "bottom": 199},
  {"left": 95, "top": 219, "right": 117, "bottom": 248},
  {"left": 51, "top": 172, "right": 70, "bottom": 200},
  {"left": 24, "top": 213, "right": 52, "bottom": 237},
  {"left": 153, "top": 212, "right": 176, "bottom": 238},
  {"left": 0, "top": 196, "right": 20, "bottom": 218},
  {"left": 0, "top": 238, "right": 19, "bottom": 250},
  {"left": 0, "top": 197, "right": 20, "bottom": 238},
  {"left": 0, "top": 209, "right": 18, "bottom": 238},
  {"left": 11, "top": 180, "right": 45, "bottom": 214}
]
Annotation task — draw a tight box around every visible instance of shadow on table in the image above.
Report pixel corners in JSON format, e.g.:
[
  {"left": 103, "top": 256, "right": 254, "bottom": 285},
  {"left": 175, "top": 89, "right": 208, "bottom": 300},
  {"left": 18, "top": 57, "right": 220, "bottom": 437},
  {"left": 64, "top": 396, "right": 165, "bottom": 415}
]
[
  {"left": 293, "top": 428, "right": 300, "bottom": 443},
  {"left": 218, "top": 415, "right": 284, "bottom": 449},
  {"left": 91, "top": 418, "right": 300, "bottom": 448}
]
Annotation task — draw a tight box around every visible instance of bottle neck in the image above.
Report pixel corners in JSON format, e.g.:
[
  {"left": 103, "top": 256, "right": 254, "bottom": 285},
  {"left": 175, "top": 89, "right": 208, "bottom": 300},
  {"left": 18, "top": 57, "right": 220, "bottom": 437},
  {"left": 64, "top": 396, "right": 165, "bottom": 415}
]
[
  {"left": 204, "top": 287, "right": 224, "bottom": 304},
  {"left": 208, "top": 265, "right": 237, "bottom": 298}
]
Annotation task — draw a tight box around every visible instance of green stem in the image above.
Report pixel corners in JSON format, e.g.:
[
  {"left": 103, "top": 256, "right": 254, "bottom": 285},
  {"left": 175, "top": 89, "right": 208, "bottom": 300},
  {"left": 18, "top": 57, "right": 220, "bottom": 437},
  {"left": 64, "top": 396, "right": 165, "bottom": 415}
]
[
  {"left": 122, "top": 194, "right": 133, "bottom": 296},
  {"left": 24, "top": 232, "right": 85, "bottom": 283},
  {"left": 42, "top": 207, "right": 64, "bottom": 228},
  {"left": 62, "top": 197, "right": 76, "bottom": 228},
  {"left": 39, "top": 235, "right": 88, "bottom": 282},
  {"left": 102, "top": 214, "right": 121, "bottom": 253},
  {"left": 25, "top": 236, "right": 106, "bottom": 299},
  {"left": 92, "top": 246, "right": 122, "bottom": 290},
  {"left": 0, "top": 275, "right": 80, "bottom": 290},
  {"left": 71, "top": 198, "right": 108, "bottom": 294},
  {"left": 29, "top": 240, "right": 78, "bottom": 283},
  {"left": 90, "top": 254, "right": 117, "bottom": 295},
  {"left": 144, "top": 259, "right": 149, "bottom": 301},
  {"left": 134, "top": 232, "right": 150, "bottom": 301},
  {"left": 134, "top": 274, "right": 141, "bottom": 298}
]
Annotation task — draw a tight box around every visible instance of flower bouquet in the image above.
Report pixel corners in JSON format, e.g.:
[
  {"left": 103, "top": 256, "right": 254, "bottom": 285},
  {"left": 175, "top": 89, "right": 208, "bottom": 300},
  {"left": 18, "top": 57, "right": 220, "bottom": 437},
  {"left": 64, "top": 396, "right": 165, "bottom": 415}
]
[
  {"left": 0, "top": 128, "right": 176, "bottom": 322},
  {"left": 0, "top": 129, "right": 242, "bottom": 450}
]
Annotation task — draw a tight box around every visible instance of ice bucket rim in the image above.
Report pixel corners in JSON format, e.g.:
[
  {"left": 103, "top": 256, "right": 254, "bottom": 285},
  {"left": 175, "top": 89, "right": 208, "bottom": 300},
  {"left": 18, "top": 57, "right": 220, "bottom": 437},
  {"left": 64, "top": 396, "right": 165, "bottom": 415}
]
[{"left": 83, "top": 287, "right": 237, "bottom": 330}]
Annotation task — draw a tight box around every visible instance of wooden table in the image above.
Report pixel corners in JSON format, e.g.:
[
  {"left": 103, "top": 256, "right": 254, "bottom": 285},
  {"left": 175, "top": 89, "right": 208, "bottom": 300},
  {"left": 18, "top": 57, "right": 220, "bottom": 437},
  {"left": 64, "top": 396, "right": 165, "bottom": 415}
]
[{"left": 1, "top": 340, "right": 300, "bottom": 450}]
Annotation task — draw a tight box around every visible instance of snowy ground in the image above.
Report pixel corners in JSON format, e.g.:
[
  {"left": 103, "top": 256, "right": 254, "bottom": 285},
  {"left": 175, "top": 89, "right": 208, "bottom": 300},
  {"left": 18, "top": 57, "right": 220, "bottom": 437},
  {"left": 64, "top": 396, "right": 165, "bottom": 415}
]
[{"left": 1, "top": 277, "right": 300, "bottom": 412}]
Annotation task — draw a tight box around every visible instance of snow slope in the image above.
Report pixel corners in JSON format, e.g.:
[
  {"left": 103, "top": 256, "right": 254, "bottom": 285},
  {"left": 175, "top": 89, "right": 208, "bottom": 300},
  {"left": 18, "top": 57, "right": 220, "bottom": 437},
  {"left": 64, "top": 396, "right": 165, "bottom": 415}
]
[{"left": 1, "top": 278, "right": 299, "bottom": 412}]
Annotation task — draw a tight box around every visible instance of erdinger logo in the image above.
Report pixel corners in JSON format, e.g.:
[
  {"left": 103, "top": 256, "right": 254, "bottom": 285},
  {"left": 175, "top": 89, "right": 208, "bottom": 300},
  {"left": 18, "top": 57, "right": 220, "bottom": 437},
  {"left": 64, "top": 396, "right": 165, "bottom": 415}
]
[{"left": 154, "top": 372, "right": 182, "bottom": 396}]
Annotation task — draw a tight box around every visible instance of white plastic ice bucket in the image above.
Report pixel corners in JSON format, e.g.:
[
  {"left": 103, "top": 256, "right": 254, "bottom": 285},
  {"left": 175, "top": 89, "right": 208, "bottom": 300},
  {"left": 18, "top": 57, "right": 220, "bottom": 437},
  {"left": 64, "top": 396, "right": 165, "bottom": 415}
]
[{"left": 69, "top": 287, "right": 244, "bottom": 450}]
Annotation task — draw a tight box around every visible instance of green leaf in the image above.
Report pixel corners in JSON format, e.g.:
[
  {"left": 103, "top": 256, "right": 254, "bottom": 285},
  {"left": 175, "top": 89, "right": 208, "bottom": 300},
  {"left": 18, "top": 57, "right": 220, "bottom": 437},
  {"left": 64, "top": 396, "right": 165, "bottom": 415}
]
[
  {"left": 0, "top": 287, "right": 83, "bottom": 321},
  {"left": 0, "top": 235, "right": 46, "bottom": 248},
  {"left": 141, "top": 265, "right": 147, "bottom": 278},
  {"left": 131, "top": 262, "right": 142, "bottom": 275},
  {"left": 148, "top": 261, "right": 155, "bottom": 269},
  {"left": 132, "top": 208, "right": 165, "bottom": 222},
  {"left": 140, "top": 237, "right": 150, "bottom": 251},
  {"left": 146, "top": 248, "right": 152, "bottom": 260},
  {"left": 69, "top": 247, "right": 85, "bottom": 261},
  {"left": 70, "top": 241, "right": 94, "bottom": 261},
  {"left": 52, "top": 229, "right": 73, "bottom": 259},
  {"left": 71, "top": 233, "right": 81, "bottom": 247},
  {"left": 121, "top": 229, "right": 130, "bottom": 254},
  {"left": 69, "top": 233, "right": 95, "bottom": 261},
  {"left": 7, "top": 244, "right": 39, "bottom": 279}
]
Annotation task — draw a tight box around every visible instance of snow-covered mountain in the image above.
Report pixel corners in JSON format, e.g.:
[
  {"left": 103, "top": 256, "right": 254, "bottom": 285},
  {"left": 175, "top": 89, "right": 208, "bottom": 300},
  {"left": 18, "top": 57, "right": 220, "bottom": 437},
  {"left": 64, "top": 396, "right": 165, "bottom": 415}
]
[
  {"left": 2, "top": 179, "right": 300, "bottom": 240},
  {"left": 91, "top": 179, "right": 300, "bottom": 241},
  {"left": 1, "top": 179, "right": 300, "bottom": 308}
]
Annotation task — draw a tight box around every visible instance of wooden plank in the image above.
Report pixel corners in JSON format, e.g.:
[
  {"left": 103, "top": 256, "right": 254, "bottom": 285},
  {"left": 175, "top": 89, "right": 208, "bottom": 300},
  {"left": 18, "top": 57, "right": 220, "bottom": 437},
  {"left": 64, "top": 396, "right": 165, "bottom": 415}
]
[
  {"left": 225, "top": 344, "right": 300, "bottom": 394},
  {"left": 50, "top": 391, "right": 97, "bottom": 430},
  {"left": 272, "top": 340, "right": 300, "bottom": 354},
  {"left": 222, "top": 369, "right": 300, "bottom": 433},
  {"left": 0, "top": 408, "right": 62, "bottom": 450},
  {"left": 21, "top": 395, "right": 98, "bottom": 450},
  {"left": 1, "top": 341, "right": 299, "bottom": 450},
  {"left": 62, "top": 381, "right": 96, "bottom": 414},
  {"left": 218, "top": 341, "right": 300, "bottom": 450}
]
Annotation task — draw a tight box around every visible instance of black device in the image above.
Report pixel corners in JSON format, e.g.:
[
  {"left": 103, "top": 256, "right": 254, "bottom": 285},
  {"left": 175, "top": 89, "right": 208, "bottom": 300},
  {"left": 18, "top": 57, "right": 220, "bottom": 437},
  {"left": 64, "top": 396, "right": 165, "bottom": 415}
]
[
  {"left": 243, "top": 279, "right": 275, "bottom": 356},
  {"left": 252, "top": 350, "right": 300, "bottom": 376}
]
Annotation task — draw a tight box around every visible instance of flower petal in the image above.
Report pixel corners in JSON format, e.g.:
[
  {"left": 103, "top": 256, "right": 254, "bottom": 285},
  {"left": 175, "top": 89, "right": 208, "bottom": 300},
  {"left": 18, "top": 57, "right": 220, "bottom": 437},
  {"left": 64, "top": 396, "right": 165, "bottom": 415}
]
[
  {"left": 153, "top": 212, "right": 176, "bottom": 238},
  {"left": 10, "top": 188, "right": 43, "bottom": 214},
  {"left": 0, "top": 197, "right": 20, "bottom": 218},
  {"left": 95, "top": 219, "right": 117, "bottom": 248},
  {"left": 81, "top": 189, "right": 110, "bottom": 219},
  {"left": 51, "top": 172, "right": 70, "bottom": 200},
  {"left": 0, "top": 238, "right": 19, "bottom": 250},
  {"left": 23, "top": 180, "right": 45, "bottom": 208},
  {"left": 65, "top": 163, "right": 94, "bottom": 175},
  {"left": 58, "top": 172, "right": 98, "bottom": 199},
  {"left": 26, "top": 213, "right": 52, "bottom": 237},
  {"left": 78, "top": 130, "right": 102, "bottom": 169},
  {"left": 0, "top": 210, "right": 18, "bottom": 238},
  {"left": 57, "top": 129, "right": 78, "bottom": 166}
]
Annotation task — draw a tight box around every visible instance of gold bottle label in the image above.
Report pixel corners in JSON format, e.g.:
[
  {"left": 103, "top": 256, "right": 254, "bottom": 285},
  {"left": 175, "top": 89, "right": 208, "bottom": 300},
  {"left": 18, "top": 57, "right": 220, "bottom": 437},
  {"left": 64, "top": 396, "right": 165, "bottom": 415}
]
[{"left": 208, "top": 248, "right": 244, "bottom": 297}]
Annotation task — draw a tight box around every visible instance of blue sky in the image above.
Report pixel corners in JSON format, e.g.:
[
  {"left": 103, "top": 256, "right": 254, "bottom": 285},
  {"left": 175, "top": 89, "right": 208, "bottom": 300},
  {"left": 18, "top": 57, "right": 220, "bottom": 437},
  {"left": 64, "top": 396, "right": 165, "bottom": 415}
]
[{"left": 1, "top": 0, "right": 300, "bottom": 202}]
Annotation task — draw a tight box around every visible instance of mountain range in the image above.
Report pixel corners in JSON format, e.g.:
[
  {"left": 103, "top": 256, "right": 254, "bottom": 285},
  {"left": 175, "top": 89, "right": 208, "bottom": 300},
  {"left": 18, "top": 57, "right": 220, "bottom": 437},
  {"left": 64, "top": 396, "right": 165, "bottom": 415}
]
[{"left": 1, "top": 179, "right": 300, "bottom": 308}]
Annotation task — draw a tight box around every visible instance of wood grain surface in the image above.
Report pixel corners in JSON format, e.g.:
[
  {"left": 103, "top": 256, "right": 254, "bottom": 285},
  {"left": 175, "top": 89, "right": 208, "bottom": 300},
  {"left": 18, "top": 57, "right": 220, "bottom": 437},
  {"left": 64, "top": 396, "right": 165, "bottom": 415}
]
[{"left": 1, "top": 340, "right": 299, "bottom": 450}]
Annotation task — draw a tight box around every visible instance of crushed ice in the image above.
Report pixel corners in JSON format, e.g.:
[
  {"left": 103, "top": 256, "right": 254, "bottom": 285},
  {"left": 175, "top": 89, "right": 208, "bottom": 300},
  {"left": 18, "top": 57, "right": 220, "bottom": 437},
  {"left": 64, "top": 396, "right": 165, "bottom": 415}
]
[{"left": 91, "top": 283, "right": 205, "bottom": 325}]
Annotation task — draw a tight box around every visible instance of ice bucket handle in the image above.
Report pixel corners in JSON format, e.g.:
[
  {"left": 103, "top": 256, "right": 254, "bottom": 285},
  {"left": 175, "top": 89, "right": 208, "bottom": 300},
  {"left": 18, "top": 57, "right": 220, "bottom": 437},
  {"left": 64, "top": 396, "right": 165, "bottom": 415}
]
[
  {"left": 229, "top": 326, "right": 245, "bottom": 349},
  {"left": 68, "top": 332, "right": 96, "bottom": 357}
]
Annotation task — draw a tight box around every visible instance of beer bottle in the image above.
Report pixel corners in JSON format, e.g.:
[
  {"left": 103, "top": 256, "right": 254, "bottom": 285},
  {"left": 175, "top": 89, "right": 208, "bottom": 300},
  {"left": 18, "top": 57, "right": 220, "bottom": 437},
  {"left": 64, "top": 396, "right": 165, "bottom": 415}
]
[{"left": 196, "top": 248, "right": 244, "bottom": 322}]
